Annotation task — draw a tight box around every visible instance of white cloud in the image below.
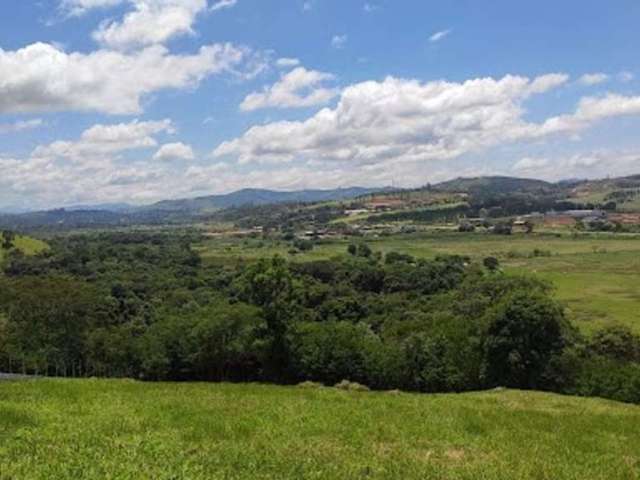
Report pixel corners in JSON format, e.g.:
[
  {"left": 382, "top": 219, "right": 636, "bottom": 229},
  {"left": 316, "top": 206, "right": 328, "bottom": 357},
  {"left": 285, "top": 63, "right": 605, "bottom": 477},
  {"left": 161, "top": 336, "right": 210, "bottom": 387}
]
[
  {"left": 531, "top": 93, "right": 640, "bottom": 136},
  {"left": 92, "top": 0, "right": 209, "bottom": 50},
  {"left": 512, "top": 157, "right": 551, "bottom": 172},
  {"left": 60, "top": 0, "right": 124, "bottom": 16},
  {"left": 578, "top": 73, "right": 609, "bottom": 86},
  {"left": 0, "top": 119, "right": 44, "bottom": 135},
  {"left": 511, "top": 150, "right": 640, "bottom": 181},
  {"left": 240, "top": 67, "right": 338, "bottom": 111},
  {"left": 429, "top": 29, "right": 451, "bottom": 43},
  {"left": 210, "top": 0, "right": 237, "bottom": 11},
  {"left": 33, "top": 119, "right": 174, "bottom": 162},
  {"left": 215, "top": 74, "right": 582, "bottom": 166},
  {"left": 331, "top": 35, "right": 348, "bottom": 49},
  {"left": 0, "top": 42, "right": 246, "bottom": 115},
  {"left": 153, "top": 142, "right": 195, "bottom": 161},
  {"left": 276, "top": 57, "right": 300, "bottom": 68},
  {"left": 302, "top": 1, "right": 313, "bottom": 11},
  {"left": 364, "top": 3, "right": 378, "bottom": 13}
]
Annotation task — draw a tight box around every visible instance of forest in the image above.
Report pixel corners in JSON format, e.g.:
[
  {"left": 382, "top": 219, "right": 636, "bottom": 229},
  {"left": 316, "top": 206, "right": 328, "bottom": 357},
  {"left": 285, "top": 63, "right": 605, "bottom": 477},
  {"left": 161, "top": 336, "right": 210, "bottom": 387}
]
[{"left": 1, "top": 230, "right": 639, "bottom": 404}]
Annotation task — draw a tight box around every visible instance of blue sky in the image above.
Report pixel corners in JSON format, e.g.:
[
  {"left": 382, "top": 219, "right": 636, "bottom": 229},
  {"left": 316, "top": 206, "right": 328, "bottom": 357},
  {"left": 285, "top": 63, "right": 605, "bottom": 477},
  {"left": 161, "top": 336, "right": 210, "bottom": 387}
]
[{"left": 1, "top": 0, "right": 639, "bottom": 210}]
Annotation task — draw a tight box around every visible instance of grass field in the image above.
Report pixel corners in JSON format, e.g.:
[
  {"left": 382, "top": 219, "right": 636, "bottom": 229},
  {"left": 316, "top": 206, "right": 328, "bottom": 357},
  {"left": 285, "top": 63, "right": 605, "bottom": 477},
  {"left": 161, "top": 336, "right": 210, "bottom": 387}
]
[
  {"left": 197, "top": 232, "right": 640, "bottom": 333},
  {"left": 0, "top": 235, "right": 48, "bottom": 262},
  {"left": 0, "top": 379, "right": 639, "bottom": 479}
]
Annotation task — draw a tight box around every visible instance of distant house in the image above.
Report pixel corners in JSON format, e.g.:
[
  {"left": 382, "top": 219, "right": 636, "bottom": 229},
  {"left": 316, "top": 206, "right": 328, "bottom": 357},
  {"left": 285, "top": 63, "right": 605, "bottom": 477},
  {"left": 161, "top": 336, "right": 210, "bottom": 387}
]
[
  {"left": 563, "top": 209, "right": 607, "bottom": 219},
  {"left": 345, "top": 209, "right": 369, "bottom": 216}
]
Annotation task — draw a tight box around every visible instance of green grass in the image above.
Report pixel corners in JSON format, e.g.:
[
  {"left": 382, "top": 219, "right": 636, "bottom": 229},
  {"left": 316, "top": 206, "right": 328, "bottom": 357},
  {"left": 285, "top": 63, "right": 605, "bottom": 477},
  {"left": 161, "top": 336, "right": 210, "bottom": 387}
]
[
  {"left": 197, "top": 232, "right": 640, "bottom": 333},
  {"left": 0, "top": 235, "right": 48, "bottom": 262},
  {"left": 0, "top": 379, "right": 639, "bottom": 479}
]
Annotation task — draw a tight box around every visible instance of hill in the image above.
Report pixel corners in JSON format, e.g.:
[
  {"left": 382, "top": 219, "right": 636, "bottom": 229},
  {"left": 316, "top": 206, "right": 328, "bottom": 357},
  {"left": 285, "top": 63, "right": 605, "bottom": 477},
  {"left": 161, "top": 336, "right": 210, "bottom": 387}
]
[
  {"left": 147, "top": 187, "right": 390, "bottom": 213},
  {"left": 0, "top": 379, "right": 638, "bottom": 479},
  {"left": 433, "top": 176, "right": 557, "bottom": 195},
  {"left": 0, "top": 187, "right": 389, "bottom": 230}
]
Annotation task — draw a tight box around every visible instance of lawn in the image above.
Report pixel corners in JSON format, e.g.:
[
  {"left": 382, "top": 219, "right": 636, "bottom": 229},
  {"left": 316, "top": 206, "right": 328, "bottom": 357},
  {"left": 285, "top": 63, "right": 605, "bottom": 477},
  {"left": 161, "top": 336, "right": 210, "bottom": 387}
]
[
  {"left": 0, "top": 379, "right": 639, "bottom": 479},
  {"left": 197, "top": 232, "right": 640, "bottom": 333}
]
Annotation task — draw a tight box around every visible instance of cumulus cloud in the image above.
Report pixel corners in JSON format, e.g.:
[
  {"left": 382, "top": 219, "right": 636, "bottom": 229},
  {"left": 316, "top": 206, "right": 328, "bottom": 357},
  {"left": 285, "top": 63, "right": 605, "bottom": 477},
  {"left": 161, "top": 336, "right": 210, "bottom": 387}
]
[
  {"left": 240, "top": 67, "right": 338, "bottom": 111},
  {"left": 0, "top": 119, "right": 44, "bottom": 134},
  {"left": 92, "top": 0, "right": 209, "bottom": 50},
  {"left": 429, "top": 29, "right": 451, "bottom": 43},
  {"left": 0, "top": 119, "right": 180, "bottom": 208},
  {"left": 153, "top": 142, "right": 195, "bottom": 161},
  {"left": 0, "top": 42, "right": 246, "bottom": 115},
  {"left": 578, "top": 73, "right": 609, "bottom": 86},
  {"left": 33, "top": 119, "right": 174, "bottom": 162},
  {"left": 216, "top": 73, "right": 584, "bottom": 165},
  {"left": 512, "top": 150, "right": 640, "bottom": 180}
]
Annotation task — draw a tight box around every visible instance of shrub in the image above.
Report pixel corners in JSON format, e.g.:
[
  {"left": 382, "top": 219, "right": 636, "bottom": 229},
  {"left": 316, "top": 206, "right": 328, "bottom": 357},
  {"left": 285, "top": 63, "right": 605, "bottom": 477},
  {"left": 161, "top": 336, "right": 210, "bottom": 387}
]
[
  {"left": 589, "top": 325, "right": 640, "bottom": 362},
  {"left": 483, "top": 257, "right": 500, "bottom": 272},
  {"left": 335, "top": 380, "right": 370, "bottom": 392}
]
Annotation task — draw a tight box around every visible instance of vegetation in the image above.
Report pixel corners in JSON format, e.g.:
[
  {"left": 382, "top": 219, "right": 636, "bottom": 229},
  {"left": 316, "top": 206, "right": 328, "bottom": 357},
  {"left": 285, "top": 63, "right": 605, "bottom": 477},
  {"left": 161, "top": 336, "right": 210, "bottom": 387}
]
[
  {"left": 1, "top": 231, "right": 640, "bottom": 404},
  {"left": 1, "top": 379, "right": 639, "bottom": 480}
]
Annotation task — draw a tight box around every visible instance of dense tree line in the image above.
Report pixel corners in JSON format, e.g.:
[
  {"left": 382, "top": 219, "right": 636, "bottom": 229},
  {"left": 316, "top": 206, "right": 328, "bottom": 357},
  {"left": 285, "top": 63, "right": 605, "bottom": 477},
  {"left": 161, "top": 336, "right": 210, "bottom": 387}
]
[{"left": 0, "top": 232, "right": 639, "bottom": 403}]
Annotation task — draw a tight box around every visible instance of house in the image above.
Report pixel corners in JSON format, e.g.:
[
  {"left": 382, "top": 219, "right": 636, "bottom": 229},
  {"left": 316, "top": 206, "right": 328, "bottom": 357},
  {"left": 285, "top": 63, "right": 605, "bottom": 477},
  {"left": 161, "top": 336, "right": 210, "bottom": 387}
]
[
  {"left": 345, "top": 209, "right": 369, "bottom": 217},
  {"left": 563, "top": 209, "right": 607, "bottom": 219}
]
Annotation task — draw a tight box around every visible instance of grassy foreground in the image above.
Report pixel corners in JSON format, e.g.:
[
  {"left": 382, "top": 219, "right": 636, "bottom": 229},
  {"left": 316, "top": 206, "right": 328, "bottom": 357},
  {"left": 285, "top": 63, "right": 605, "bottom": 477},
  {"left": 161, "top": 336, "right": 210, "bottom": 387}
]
[{"left": 1, "top": 379, "right": 639, "bottom": 479}]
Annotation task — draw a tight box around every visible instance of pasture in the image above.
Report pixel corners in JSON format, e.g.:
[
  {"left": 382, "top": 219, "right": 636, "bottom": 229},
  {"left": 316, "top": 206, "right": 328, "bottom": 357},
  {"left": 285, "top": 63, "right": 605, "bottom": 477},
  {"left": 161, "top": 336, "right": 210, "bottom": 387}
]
[
  {"left": 197, "top": 232, "right": 640, "bottom": 333},
  {"left": 0, "top": 235, "right": 48, "bottom": 263},
  {"left": 0, "top": 379, "right": 639, "bottom": 480}
]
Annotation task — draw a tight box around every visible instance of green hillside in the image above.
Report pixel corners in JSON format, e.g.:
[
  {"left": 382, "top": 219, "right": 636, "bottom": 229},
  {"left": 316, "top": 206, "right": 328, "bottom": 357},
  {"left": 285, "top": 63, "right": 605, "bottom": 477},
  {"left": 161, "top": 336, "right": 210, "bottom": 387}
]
[
  {"left": 432, "top": 176, "right": 557, "bottom": 195},
  {"left": 0, "top": 379, "right": 638, "bottom": 480}
]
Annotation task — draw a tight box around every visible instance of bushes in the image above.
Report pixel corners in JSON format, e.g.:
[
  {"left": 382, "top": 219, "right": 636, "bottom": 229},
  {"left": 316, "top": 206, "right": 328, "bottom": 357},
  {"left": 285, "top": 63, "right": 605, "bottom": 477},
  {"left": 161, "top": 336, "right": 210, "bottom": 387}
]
[
  {"left": 2, "top": 230, "right": 640, "bottom": 405},
  {"left": 289, "top": 321, "right": 382, "bottom": 386},
  {"left": 571, "top": 357, "right": 640, "bottom": 404},
  {"left": 482, "top": 291, "right": 570, "bottom": 389}
]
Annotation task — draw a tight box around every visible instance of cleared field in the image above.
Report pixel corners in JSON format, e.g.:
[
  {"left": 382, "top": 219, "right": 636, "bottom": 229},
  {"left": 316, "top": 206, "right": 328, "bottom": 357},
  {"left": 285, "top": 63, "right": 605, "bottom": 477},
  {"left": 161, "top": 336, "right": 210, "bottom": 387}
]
[
  {"left": 197, "top": 232, "right": 640, "bottom": 333},
  {"left": 0, "top": 379, "right": 639, "bottom": 480},
  {"left": 0, "top": 235, "right": 48, "bottom": 262}
]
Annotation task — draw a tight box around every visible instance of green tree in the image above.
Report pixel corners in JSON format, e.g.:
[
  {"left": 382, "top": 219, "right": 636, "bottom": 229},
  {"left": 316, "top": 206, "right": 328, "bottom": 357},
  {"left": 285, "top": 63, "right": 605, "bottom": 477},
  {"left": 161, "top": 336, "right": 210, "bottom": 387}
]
[
  {"left": 482, "top": 291, "right": 569, "bottom": 389},
  {"left": 483, "top": 256, "right": 500, "bottom": 272},
  {"left": 1, "top": 230, "right": 15, "bottom": 250},
  {"left": 236, "top": 256, "right": 300, "bottom": 380}
]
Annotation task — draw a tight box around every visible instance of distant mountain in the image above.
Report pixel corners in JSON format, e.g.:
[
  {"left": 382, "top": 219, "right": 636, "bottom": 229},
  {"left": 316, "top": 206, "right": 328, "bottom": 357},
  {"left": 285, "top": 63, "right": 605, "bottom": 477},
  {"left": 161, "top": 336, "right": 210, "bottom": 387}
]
[
  {"left": 0, "top": 186, "right": 390, "bottom": 231},
  {"left": 65, "top": 203, "right": 136, "bottom": 213},
  {"left": 145, "top": 187, "right": 390, "bottom": 213}
]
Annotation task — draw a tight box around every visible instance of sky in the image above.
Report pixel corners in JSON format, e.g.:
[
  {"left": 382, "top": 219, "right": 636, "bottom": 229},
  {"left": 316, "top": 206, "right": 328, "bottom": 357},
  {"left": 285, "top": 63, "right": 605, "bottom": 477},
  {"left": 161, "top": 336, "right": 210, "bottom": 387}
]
[{"left": 1, "top": 0, "right": 640, "bottom": 210}]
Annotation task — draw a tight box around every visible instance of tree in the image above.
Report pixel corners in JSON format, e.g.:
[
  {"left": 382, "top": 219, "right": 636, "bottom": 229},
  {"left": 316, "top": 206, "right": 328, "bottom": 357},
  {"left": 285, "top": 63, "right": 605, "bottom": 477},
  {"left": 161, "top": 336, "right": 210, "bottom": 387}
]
[
  {"left": 482, "top": 291, "right": 569, "bottom": 389},
  {"left": 289, "top": 321, "right": 381, "bottom": 386},
  {"left": 347, "top": 242, "right": 372, "bottom": 258},
  {"left": 483, "top": 256, "right": 500, "bottom": 273},
  {"left": 1, "top": 230, "right": 15, "bottom": 250},
  {"left": 589, "top": 325, "right": 640, "bottom": 362},
  {"left": 236, "top": 256, "right": 301, "bottom": 380},
  {"left": 189, "top": 303, "right": 265, "bottom": 381}
]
